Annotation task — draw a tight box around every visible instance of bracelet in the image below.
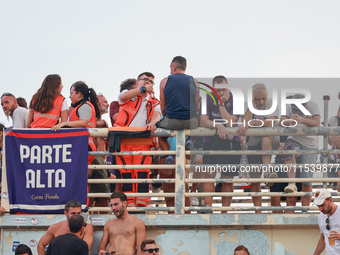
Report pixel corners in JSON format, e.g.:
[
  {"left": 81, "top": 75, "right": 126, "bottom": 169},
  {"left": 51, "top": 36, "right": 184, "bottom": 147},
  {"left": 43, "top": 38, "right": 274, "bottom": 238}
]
[{"left": 140, "top": 87, "right": 144, "bottom": 93}]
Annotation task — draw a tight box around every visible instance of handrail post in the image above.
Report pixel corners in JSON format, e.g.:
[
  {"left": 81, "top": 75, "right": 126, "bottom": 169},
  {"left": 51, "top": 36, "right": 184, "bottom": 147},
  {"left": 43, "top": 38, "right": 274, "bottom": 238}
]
[
  {"left": 323, "top": 95, "right": 330, "bottom": 188},
  {"left": 2, "top": 131, "right": 10, "bottom": 213},
  {"left": 174, "top": 130, "right": 186, "bottom": 214}
]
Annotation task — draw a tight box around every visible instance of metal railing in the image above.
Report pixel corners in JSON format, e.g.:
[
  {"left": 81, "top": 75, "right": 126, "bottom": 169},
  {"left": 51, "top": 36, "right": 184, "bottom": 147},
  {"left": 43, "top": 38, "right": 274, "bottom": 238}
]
[
  {"left": 87, "top": 127, "right": 340, "bottom": 214},
  {"left": 85, "top": 95, "right": 340, "bottom": 214},
  {"left": 2, "top": 95, "right": 340, "bottom": 214}
]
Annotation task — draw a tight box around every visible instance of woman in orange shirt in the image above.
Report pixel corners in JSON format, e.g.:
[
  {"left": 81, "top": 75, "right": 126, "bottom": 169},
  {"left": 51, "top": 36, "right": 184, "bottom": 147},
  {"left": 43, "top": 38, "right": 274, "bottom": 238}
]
[
  {"left": 27, "top": 74, "right": 68, "bottom": 128},
  {"left": 52, "top": 81, "right": 100, "bottom": 164}
]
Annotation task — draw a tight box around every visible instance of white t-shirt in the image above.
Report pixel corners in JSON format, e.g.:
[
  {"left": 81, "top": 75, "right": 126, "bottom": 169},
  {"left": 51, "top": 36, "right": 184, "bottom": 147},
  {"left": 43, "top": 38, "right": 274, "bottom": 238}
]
[
  {"left": 244, "top": 98, "right": 280, "bottom": 146},
  {"left": 118, "top": 90, "right": 161, "bottom": 127},
  {"left": 12, "top": 106, "right": 28, "bottom": 128},
  {"left": 284, "top": 101, "right": 320, "bottom": 148},
  {"left": 61, "top": 99, "right": 68, "bottom": 112},
  {"left": 328, "top": 116, "right": 338, "bottom": 127},
  {"left": 318, "top": 205, "right": 340, "bottom": 254}
]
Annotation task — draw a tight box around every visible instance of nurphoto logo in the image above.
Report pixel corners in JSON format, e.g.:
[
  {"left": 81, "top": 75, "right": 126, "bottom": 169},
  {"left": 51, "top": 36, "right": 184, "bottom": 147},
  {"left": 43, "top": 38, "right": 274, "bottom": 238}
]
[{"left": 198, "top": 81, "right": 312, "bottom": 128}]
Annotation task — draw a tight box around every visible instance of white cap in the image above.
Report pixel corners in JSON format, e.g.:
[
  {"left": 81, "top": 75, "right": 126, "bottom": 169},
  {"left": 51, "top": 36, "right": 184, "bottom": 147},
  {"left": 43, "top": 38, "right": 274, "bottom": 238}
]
[{"left": 313, "top": 189, "right": 331, "bottom": 206}]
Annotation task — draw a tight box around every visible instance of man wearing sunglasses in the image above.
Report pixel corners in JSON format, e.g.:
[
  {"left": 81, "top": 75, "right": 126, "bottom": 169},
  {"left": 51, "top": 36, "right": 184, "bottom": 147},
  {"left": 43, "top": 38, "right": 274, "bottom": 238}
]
[
  {"left": 38, "top": 200, "right": 93, "bottom": 255},
  {"left": 45, "top": 215, "right": 88, "bottom": 255},
  {"left": 314, "top": 189, "right": 340, "bottom": 255},
  {"left": 141, "top": 240, "right": 159, "bottom": 255},
  {"left": 1, "top": 92, "right": 28, "bottom": 128}
]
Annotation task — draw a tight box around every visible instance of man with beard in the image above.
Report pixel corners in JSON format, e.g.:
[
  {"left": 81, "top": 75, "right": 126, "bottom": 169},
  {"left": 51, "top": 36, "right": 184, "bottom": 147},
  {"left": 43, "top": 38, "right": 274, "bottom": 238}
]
[
  {"left": 89, "top": 93, "right": 112, "bottom": 212},
  {"left": 98, "top": 192, "right": 146, "bottom": 255},
  {"left": 314, "top": 189, "right": 340, "bottom": 255},
  {"left": 1, "top": 93, "right": 28, "bottom": 128},
  {"left": 37, "top": 200, "right": 93, "bottom": 255},
  {"left": 236, "top": 83, "right": 280, "bottom": 212},
  {"left": 45, "top": 215, "right": 88, "bottom": 255}
]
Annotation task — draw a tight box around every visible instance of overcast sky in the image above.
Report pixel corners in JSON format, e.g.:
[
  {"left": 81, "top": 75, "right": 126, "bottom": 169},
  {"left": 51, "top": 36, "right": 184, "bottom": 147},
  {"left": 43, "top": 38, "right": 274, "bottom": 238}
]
[{"left": 1, "top": 1, "right": 339, "bottom": 127}]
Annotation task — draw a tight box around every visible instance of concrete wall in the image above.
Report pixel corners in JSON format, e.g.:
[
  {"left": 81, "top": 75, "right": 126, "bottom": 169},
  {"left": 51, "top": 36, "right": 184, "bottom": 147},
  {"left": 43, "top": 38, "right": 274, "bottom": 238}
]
[{"left": 0, "top": 213, "right": 325, "bottom": 255}]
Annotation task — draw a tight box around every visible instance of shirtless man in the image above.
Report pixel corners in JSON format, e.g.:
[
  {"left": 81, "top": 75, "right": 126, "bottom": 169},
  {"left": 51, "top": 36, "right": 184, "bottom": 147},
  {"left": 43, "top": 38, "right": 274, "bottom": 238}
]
[
  {"left": 37, "top": 200, "right": 93, "bottom": 255},
  {"left": 98, "top": 192, "right": 146, "bottom": 255}
]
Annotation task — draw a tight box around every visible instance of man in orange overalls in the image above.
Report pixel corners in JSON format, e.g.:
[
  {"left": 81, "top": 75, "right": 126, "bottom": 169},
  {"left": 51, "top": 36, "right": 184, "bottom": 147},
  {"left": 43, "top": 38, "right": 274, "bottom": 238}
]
[{"left": 115, "top": 72, "right": 161, "bottom": 207}]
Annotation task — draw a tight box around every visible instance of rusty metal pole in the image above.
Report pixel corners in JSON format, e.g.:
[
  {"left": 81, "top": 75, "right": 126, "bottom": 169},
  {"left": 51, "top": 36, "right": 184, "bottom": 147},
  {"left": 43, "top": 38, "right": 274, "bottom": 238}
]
[{"left": 174, "top": 130, "right": 186, "bottom": 214}]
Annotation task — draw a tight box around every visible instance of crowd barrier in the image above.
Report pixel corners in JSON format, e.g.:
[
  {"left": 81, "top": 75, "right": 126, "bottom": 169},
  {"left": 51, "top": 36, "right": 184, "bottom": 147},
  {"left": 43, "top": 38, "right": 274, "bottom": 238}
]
[
  {"left": 83, "top": 96, "right": 340, "bottom": 214},
  {"left": 2, "top": 95, "right": 340, "bottom": 215}
]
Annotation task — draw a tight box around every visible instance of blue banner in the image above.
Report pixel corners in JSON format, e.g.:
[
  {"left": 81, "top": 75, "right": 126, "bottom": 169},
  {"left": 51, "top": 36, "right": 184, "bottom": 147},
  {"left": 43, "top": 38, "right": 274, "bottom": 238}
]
[{"left": 5, "top": 128, "right": 89, "bottom": 213}]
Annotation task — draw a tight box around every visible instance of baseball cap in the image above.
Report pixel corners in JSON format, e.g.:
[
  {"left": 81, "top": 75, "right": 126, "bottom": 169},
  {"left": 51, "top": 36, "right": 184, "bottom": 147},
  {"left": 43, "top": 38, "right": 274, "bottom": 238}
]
[{"left": 313, "top": 189, "right": 331, "bottom": 206}]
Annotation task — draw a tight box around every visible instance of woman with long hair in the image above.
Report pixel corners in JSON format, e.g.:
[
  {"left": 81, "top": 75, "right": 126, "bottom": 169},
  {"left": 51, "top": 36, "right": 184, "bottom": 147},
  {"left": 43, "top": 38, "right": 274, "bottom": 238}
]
[
  {"left": 52, "top": 81, "right": 100, "bottom": 163},
  {"left": 27, "top": 74, "right": 68, "bottom": 128},
  {"left": 52, "top": 81, "right": 101, "bottom": 208}
]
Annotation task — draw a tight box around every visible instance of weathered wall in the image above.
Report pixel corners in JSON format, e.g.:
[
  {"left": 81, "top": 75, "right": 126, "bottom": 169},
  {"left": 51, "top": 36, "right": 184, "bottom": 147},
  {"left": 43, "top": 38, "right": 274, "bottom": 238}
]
[{"left": 0, "top": 213, "right": 325, "bottom": 255}]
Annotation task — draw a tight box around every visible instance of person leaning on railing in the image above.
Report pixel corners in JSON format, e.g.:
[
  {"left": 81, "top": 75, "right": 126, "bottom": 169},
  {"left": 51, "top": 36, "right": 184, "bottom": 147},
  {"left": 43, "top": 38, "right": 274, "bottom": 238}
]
[
  {"left": 89, "top": 93, "right": 112, "bottom": 213},
  {"left": 325, "top": 103, "right": 340, "bottom": 190},
  {"left": 279, "top": 94, "right": 320, "bottom": 209},
  {"left": 236, "top": 83, "right": 280, "bottom": 213},
  {"left": 199, "top": 75, "right": 241, "bottom": 212},
  {"left": 52, "top": 81, "right": 101, "bottom": 167},
  {"left": 270, "top": 136, "right": 302, "bottom": 214}
]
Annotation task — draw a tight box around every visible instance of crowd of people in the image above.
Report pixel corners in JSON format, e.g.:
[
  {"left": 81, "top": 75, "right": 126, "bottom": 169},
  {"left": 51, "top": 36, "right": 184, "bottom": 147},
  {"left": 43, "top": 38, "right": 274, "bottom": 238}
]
[
  {"left": 1, "top": 55, "right": 340, "bottom": 216},
  {"left": 1, "top": 56, "right": 340, "bottom": 254},
  {"left": 9, "top": 189, "right": 340, "bottom": 254},
  {"left": 10, "top": 193, "right": 253, "bottom": 254},
  {"left": 12, "top": 194, "right": 159, "bottom": 254}
]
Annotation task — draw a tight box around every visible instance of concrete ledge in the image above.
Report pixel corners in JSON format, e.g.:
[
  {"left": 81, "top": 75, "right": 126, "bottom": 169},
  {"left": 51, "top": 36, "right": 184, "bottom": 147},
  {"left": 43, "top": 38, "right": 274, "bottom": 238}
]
[{"left": 0, "top": 213, "right": 319, "bottom": 228}]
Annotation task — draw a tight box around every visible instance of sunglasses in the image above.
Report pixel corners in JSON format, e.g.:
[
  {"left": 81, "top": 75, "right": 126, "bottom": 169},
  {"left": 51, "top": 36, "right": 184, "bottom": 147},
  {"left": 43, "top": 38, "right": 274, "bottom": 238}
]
[
  {"left": 143, "top": 248, "right": 159, "bottom": 253},
  {"left": 69, "top": 201, "right": 82, "bottom": 207},
  {"left": 326, "top": 217, "right": 330, "bottom": 231},
  {"left": 1, "top": 92, "right": 15, "bottom": 99}
]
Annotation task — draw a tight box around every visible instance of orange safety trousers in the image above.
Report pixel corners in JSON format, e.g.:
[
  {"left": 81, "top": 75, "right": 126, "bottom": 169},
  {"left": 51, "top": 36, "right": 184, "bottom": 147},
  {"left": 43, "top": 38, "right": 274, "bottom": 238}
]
[{"left": 116, "top": 144, "right": 152, "bottom": 207}]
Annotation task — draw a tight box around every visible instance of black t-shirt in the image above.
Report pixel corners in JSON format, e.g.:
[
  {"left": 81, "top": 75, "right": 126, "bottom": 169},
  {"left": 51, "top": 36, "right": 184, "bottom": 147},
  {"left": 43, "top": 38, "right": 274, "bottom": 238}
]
[{"left": 45, "top": 233, "right": 88, "bottom": 255}]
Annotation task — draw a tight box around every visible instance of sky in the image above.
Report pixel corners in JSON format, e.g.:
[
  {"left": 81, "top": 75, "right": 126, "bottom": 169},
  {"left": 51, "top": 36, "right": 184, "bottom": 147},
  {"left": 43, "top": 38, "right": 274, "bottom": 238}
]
[{"left": 1, "top": 1, "right": 339, "bottom": 127}]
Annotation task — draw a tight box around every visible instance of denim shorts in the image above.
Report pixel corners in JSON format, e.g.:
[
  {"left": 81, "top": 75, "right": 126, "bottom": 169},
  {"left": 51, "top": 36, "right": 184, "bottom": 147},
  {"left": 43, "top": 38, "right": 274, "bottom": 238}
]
[{"left": 283, "top": 139, "right": 317, "bottom": 186}]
